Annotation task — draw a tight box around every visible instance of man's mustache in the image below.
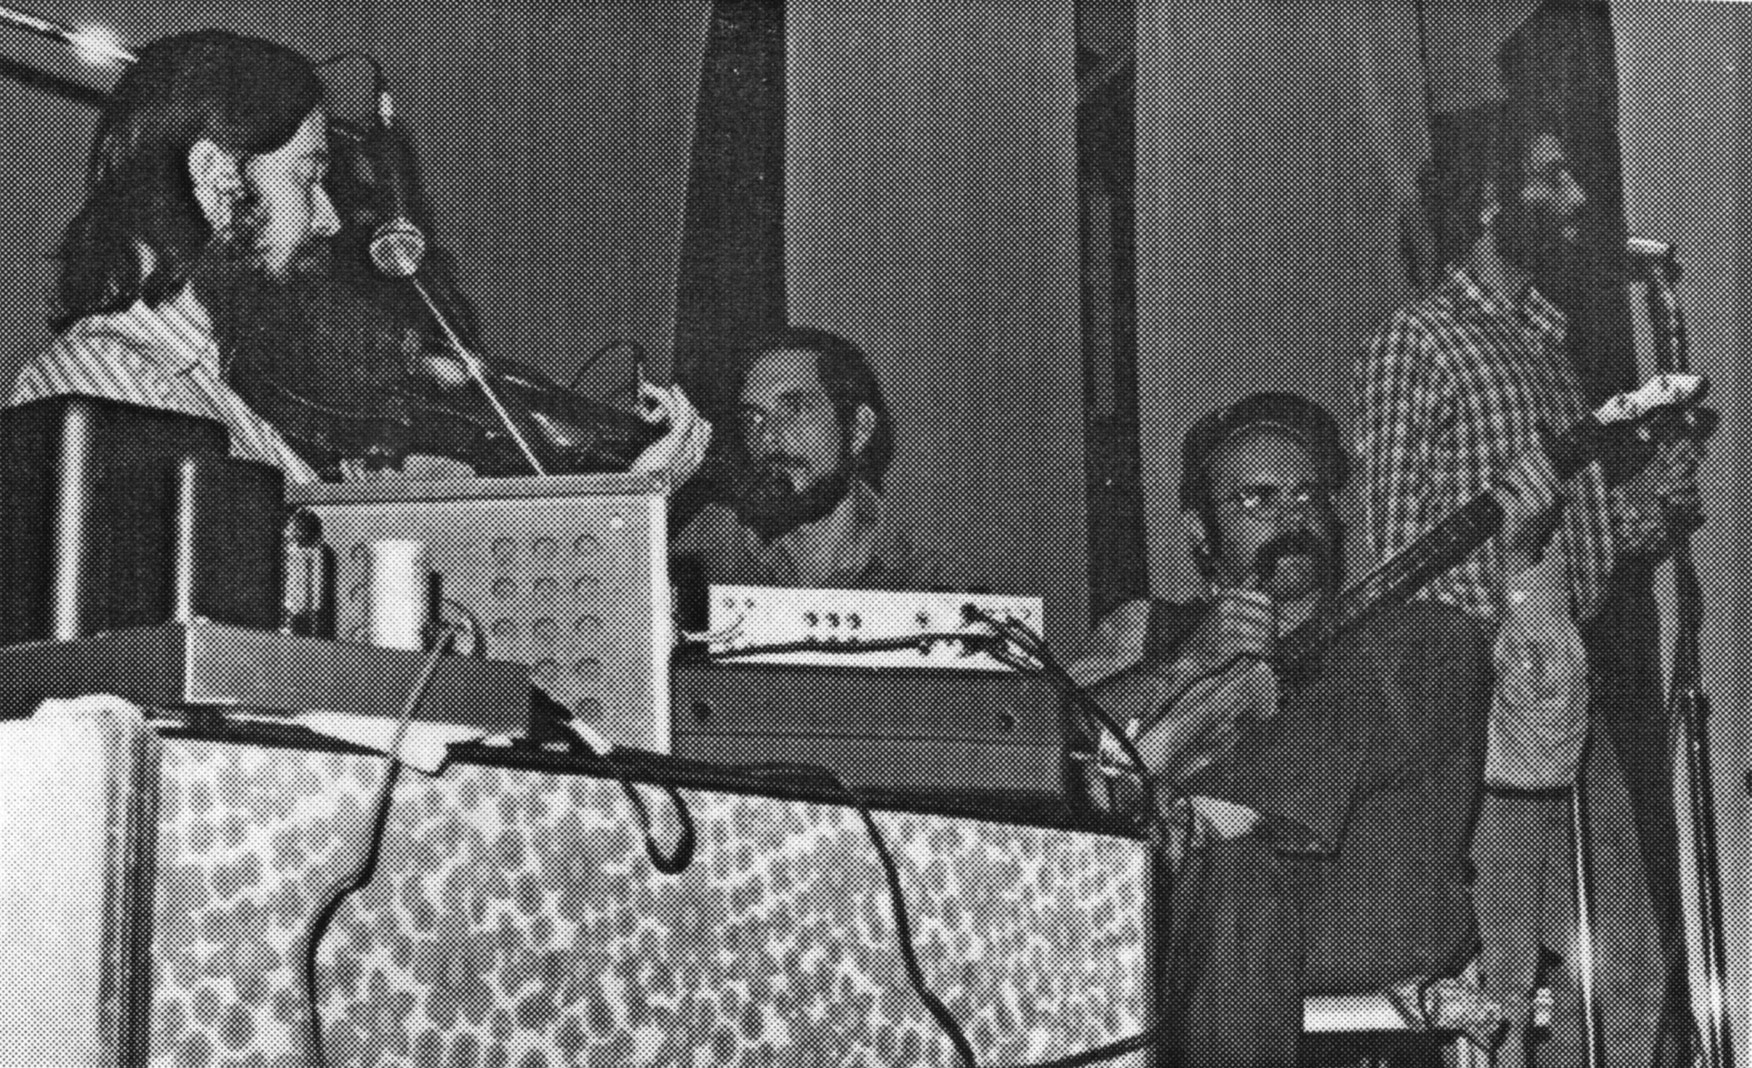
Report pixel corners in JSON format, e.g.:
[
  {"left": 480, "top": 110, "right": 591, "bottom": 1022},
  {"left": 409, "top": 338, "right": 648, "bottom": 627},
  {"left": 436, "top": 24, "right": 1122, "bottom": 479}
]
[
  {"left": 1253, "top": 528, "right": 1329, "bottom": 584},
  {"left": 756, "top": 452, "right": 809, "bottom": 472}
]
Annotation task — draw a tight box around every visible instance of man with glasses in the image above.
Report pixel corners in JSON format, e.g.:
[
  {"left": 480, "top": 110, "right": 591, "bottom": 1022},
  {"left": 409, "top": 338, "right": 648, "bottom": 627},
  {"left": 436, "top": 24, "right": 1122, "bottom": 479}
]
[
  {"left": 673, "top": 326, "right": 942, "bottom": 589},
  {"left": 1071, "top": 391, "right": 1570, "bottom": 1065}
]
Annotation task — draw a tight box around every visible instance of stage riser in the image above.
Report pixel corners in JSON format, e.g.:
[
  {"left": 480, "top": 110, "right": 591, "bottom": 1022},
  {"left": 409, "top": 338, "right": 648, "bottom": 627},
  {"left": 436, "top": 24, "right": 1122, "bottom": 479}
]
[{"left": 1, "top": 712, "right": 1153, "bottom": 1066}]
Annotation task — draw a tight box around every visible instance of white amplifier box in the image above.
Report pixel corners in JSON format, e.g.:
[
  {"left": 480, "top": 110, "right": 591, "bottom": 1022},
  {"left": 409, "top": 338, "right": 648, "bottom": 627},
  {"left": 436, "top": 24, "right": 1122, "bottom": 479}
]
[
  {"left": 287, "top": 474, "right": 670, "bottom": 750},
  {"left": 706, "top": 585, "right": 1043, "bottom": 670}
]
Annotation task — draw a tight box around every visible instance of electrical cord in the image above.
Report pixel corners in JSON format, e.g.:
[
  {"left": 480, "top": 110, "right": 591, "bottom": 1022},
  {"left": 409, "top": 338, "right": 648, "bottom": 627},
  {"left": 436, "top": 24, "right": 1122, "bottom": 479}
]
[
  {"left": 741, "top": 760, "right": 978, "bottom": 1066},
  {"left": 300, "top": 632, "right": 453, "bottom": 1068},
  {"left": 693, "top": 630, "right": 1009, "bottom": 661},
  {"left": 961, "top": 609, "right": 1167, "bottom": 830},
  {"left": 698, "top": 620, "right": 1179, "bottom": 1063},
  {"left": 969, "top": 610, "right": 1282, "bottom": 1054},
  {"left": 567, "top": 337, "right": 644, "bottom": 393},
  {"left": 743, "top": 752, "right": 1187, "bottom": 1068},
  {"left": 539, "top": 704, "right": 697, "bottom": 875}
]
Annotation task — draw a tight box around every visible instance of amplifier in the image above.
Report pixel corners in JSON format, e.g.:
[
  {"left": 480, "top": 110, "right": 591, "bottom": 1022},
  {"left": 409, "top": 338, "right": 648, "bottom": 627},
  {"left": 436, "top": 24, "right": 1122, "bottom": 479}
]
[
  {"left": 287, "top": 474, "right": 670, "bottom": 749},
  {"left": 0, "top": 395, "right": 282, "bottom": 645},
  {"left": 706, "top": 584, "right": 1044, "bottom": 670},
  {"left": 670, "top": 660, "right": 1086, "bottom": 802},
  {"left": 0, "top": 622, "right": 530, "bottom": 733}
]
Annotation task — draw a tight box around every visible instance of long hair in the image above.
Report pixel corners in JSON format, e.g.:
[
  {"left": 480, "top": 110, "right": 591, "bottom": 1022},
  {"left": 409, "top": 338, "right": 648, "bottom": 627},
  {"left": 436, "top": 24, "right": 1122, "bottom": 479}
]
[
  {"left": 52, "top": 31, "right": 324, "bottom": 330},
  {"left": 729, "top": 326, "right": 895, "bottom": 491}
]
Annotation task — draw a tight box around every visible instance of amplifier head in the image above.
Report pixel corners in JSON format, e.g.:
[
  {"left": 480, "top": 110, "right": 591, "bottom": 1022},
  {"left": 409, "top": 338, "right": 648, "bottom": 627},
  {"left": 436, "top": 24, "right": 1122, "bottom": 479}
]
[{"left": 288, "top": 474, "right": 670, "bottom": 750}]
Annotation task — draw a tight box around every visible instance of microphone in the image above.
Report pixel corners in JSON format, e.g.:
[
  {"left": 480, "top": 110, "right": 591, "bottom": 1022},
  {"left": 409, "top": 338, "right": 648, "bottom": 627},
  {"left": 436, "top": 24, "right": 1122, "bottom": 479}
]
[
  {"left": 1626, "top": 236, "right": 1674, "bottom": 263},
  {"left": 1626, "top": 235, "right": 1681, "bottom": 286},
  {"left": 353, "top": 73, "right": 545, "bottom": 473},
  {"left": 367, "top": 88, "right": 427, "bottom": 278}
]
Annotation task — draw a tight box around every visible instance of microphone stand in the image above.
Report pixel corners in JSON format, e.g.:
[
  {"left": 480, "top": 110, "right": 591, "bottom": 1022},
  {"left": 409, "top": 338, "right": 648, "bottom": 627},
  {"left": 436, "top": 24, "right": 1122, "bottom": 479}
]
[
  {"left": 0, "top": 3, "right": 135, "bottom": 64},
  {"left": 1568, "top": 780, "right": 1607, "bottom": 1068},
  {"left": 402, "top": 271, "right": 548, "bottom": 476},
  {"left": 1636, "top": 240, "right": 1733, "bottom": 1068},
  {"left": 364, "top": 85, "right": 549, "bottom": 477}
]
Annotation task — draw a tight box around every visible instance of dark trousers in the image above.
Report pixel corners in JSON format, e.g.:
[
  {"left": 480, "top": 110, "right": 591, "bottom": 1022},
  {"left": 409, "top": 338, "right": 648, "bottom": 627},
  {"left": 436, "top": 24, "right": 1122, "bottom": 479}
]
[
  {"left": 1161, "top": 832, "right": 1309, "bottom": 1067},
  {"left": 1161, "top": 824, "right": 1475, "bottom": 1067}
]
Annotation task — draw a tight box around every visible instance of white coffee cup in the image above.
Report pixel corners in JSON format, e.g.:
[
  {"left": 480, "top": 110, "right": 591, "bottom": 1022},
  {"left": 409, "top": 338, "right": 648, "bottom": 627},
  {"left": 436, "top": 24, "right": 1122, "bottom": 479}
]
[{"left": 364, "top": 539, "right": 428, "bottom": 651}]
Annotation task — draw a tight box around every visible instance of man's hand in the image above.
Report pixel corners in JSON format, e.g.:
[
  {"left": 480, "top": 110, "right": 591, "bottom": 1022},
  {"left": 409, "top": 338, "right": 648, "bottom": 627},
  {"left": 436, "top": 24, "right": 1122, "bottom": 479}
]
[
  {"left": 1173, "top": 587, "right": 1278, "bottom": 680},
  {"left": 1112, "top": 588, "right": 1280, "bottom": 785},
  {"left": 1616, "top": 437, "right": 1704, "bottom": 562},
  {"left": 627, "top": 383, "right": 713, "bottom": 484},
  {"left": 1494, "top": 447, "right": 1563, "bottom": 576}
]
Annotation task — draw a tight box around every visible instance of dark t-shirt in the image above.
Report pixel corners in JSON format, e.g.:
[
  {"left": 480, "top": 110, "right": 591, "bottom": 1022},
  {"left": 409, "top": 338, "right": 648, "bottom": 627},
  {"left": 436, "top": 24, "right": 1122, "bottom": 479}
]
[
  {"left": 671, "top": 481, "right": 949, "bottom": 590},
  {"left": 1147, "top": 597, "right": 1493, "bottom": 988}
]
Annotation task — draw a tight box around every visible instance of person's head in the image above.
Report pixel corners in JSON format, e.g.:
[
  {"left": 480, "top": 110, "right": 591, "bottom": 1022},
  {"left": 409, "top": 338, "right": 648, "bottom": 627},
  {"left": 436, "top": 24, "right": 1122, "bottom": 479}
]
[
  {"left": 53, "top": 30, "right": 339, "bottom": 329},
  {"left": 1423, "top": 101, "right": 1588, "bottom": 277},
  {"left": 1179, "top": 392, "right": 1347, "bottom": 602},
  {"left": 726, "top": 326, "right": 893, "bottom": 538}
]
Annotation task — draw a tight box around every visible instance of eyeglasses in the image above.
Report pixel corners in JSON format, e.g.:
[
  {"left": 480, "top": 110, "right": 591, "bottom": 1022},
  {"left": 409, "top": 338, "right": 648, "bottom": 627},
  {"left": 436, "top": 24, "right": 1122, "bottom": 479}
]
[
  {"left": 738, "top": 391, "right": 826, "bottom": 443},
  {"left": 1217, "top": 485, "right": 1330, "bottom": 517}
]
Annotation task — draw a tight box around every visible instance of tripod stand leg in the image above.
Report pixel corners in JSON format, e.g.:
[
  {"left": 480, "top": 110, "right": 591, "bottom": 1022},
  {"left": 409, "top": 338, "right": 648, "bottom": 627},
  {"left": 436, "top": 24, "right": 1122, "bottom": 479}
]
[{"left": 1569, "top": 782, "right": 1607, "bottom": 1068}]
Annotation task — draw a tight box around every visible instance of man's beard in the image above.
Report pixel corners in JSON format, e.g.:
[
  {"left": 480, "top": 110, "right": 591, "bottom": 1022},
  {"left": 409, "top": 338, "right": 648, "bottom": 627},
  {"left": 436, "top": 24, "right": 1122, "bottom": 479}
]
[
  {"left": 731, "top": 456, "right": 854, "bottom": 541},
  {"left": 1495, "top": 199, "right": 1578, "bottom": 279},
  {"left": 194, "top": 226, "right": 338, "bottom": 373},
  {"left": 196, "top": 230, "right": 424, "bottom": 469}
]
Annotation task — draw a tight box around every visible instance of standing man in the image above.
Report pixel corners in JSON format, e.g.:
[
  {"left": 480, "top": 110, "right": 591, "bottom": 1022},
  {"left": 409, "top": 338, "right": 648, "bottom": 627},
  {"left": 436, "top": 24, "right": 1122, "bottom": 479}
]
[
  {"left": 674, "top": 326, "right": 943, "bottom": 589},
  {"left": 8, "top": 30, "right": 707, "bottom": 484},
  {"left": 1073, "top": 392, "right": 1568, "bottom": 1066},
  {"left": 1359, "top": 101, "right": 1699, "bottom": 1066}
]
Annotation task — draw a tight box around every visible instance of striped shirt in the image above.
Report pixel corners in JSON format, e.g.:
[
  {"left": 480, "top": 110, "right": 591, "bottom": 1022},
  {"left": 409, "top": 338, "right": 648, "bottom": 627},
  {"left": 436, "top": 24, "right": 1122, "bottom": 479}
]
[
  {"left": 8, "top": 292, "right": 320, "bottom": 484},
  {"left": 1356, "top": 265, "right": 1615, "bottom": 623}
]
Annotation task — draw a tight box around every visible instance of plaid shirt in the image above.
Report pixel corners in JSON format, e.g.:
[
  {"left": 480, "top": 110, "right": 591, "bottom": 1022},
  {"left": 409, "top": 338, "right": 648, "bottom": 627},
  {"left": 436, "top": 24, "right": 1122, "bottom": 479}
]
[{"left": 1356, "top": 265, "right": 1615, "bottom": 624}]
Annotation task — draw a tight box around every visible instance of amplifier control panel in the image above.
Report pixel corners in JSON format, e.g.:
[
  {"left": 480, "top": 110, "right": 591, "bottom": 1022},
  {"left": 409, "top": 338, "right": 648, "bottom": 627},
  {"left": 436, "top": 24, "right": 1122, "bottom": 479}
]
[{"left": 707, "top": 585, "right": 1043, "bottom": 670}]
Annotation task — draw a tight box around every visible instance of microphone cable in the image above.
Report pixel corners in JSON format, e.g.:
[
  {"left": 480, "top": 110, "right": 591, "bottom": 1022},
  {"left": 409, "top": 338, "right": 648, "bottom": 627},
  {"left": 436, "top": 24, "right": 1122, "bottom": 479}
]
[
  {"left": 739, "top": 759, "right": 979, "bottom": 1066},
  {"left": 743, "top": 752, "right": 1180, "bottom": 1067},
  {"left": 300, "top": 630, "right": 453, "bottom": 1068},
  {"left": 534, "top": 699, "right": 697, "bottom": 876}
]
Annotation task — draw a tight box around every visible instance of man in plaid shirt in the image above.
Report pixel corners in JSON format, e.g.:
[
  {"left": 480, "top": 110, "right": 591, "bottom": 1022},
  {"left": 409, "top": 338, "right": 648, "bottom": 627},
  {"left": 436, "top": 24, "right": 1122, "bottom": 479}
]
[{"left": 1359, "top": 102, "right": 1699, "bottom": 1067}]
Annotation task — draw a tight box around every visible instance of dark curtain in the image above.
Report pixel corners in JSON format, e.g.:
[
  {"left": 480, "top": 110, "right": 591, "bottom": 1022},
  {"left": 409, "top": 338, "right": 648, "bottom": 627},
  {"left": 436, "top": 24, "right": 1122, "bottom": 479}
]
[
  {"left": 1498, "top": 1, "right": 1639, "bottom": 403},
  {"left": 672, "top": 0, "right": 787, "bottom": 416}
]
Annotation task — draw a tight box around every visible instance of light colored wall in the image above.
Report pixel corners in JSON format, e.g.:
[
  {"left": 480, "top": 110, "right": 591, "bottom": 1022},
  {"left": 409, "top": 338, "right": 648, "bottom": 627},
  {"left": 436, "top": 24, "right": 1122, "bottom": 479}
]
[
  {"left": 786, "top": 1, "right": 1090, "bottom": 639},
  {"left": 1613, "top": 1, "right": 1752, "bottom": 1048},
  {"left": 1135, "top": 0, "right": 1428, "bottom": 599}
]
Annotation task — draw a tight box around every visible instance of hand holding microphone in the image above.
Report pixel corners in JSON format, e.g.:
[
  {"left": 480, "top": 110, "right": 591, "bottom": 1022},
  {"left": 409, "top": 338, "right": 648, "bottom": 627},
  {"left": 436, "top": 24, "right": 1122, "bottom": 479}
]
[{"left": 1177, "top": 585, "right": 1278, "bottom": 685}]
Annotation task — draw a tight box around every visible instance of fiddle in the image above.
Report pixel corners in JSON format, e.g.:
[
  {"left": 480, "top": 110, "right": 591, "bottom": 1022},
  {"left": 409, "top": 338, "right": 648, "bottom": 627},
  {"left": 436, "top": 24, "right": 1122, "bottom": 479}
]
[
  {"left": 399, "top": 344, "right": 665, "bottom": 477},
  {"left": 229, "top": 107, "right": 710, "bottom": 485},
  {"left": 224, "top": 243, "right": 666, "bottom": 480}
]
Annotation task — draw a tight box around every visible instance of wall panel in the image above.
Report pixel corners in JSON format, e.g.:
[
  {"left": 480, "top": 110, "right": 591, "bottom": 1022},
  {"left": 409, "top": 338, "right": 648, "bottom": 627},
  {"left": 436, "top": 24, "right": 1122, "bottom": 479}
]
[{"left": 787, "top": 1, "right": 1089, "bottom": 638}]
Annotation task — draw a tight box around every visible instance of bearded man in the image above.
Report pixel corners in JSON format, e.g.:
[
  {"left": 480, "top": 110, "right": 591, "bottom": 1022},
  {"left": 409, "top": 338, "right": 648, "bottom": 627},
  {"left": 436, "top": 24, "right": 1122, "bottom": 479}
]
[
  {"left": 673, "top": 326, "right": 943, "bottom": 589},
  {"left": 1359, "top": 101, "right": 1700, "bottom": 1066},
  {"left": 9, "top": 30, "right": 706, "bottom": 484},
  {"left": 1067, "top": 392, "right": 1580, "bottom": 1066}
]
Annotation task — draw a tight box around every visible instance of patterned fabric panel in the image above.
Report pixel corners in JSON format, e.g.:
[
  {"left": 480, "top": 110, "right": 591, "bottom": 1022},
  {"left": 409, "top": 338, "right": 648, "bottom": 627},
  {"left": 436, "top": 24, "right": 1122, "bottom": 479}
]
[{"left": 148, "top": 740, "right": 1150, "bottom": 1067}]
